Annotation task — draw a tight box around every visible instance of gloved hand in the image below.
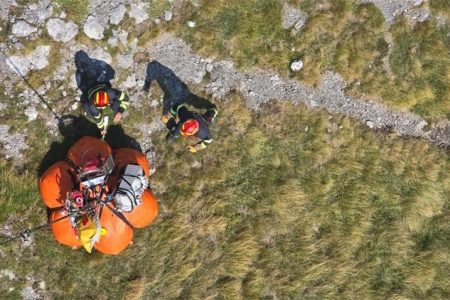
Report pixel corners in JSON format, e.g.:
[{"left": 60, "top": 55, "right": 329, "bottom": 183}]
[
  {"left": 161, "top": 115, "right": 170, "bottom": 124},
  {"left": 187, "top": 145, "right": 198, "bottom": 153},
  {"left": 113, "top": 112, "right": 122, "bottom": 123}
]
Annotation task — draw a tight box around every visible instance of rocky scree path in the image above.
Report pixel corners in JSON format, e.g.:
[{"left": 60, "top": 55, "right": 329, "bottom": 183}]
[{"left": 145, "top": 34, "right": 450, "bottom": 148}]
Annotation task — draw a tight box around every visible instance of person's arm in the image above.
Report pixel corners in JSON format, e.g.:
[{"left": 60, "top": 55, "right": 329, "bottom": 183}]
[
  {"left": 109, "top": 89, "right": 129, "bottom": 114},
  {"left": 83, "top": 102, "right": 105, "bottom": 130},
  {"left": 188, "top": 138, "right": 212, "bottom": 153}
]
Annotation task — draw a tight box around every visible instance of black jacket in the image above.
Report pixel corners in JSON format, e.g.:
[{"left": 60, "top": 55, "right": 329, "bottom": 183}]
[
  {"left": 82, "top": 83, "right": 129, "bottom": 129},
  {"left": 166, "top": 104, "right": 216, "bottom": 149}
]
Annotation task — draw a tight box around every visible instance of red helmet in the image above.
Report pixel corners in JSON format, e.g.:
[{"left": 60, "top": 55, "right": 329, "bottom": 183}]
[
  {"left": 180, "top": 119, "right": 199, "bottom": 136},
  {"left": 92, "top": 90, "right": 109, "bottom": 108}
]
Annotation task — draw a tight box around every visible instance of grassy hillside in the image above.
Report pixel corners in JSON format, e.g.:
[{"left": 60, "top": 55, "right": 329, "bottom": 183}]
[
  {"left": 1, "top": 96, "right": 449, "bottom": 298},
  {"left": 0, "top": 0, "right": 449, "bottom": 299}
]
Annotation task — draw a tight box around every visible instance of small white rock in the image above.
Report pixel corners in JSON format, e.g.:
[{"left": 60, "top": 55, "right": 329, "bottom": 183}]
[
  {"left": 154, "top": 18, "right": 161, "bottom": 25},
  {"left": 367, "top": 120, "right": 374, "bottom": 128},
  {"left": 71, "top": 102, "right": 79, "bottom": 110},
  {"left": 164, "top": 11, "right": 173, "bottom": 22},
  {"left": 187, "top": 21, "right": 196, "bottom": 28},
  {"left": 290, "top": 59, "right": 303, "bottom": 72},
  {"left": 83, "top": 16, "right": 104, "bottom": 40}
]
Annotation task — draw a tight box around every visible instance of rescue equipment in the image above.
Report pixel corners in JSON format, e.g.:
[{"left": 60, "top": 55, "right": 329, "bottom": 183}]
[{"left": 38, "top": 136, "right": 158, "bottom": 255}]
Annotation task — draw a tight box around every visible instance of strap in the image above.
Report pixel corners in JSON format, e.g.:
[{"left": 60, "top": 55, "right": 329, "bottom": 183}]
[
  {"left": 98, "top": 199, "right": 135, "bottom": 230},
  {"left": 170, "top": 103, "right": 187, "bottom": 117}
]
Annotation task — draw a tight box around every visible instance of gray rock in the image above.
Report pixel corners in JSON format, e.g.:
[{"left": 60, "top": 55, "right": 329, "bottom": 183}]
[
  {"left": 290, "top": 60, "right": 303, "bottom": 72},
  {"left": 46, "top": 18, "right": 78, "bottom": 43},
  {"left": 282, "top": 3, "right": 307, "bottom": 30},
  {"left": 108, "top": 36, "right": 119, "bottom": 47},
  {"left": 0, "top": 269, "right": 16, "bottom": 280},
  {"left": 6, "top": 45, "right": 51, "bottom": 76},
  {"left": 122, "top": 74, "right": 136, "bottom": 89},
  {"left": 116, "top": 54, "right": 134, "bottom": 69},
  {"left": 110, "top": 4, "right": 126, "bottom": 25},
  {"left": 83, "top": 15, "right": 104, "bottom": 40},
  {"left": 21, "top": 285, "right": 40, "bottom": 300},
  {"left": 12, "top": 21, "right": 37, "bottom": 37},
  {"left": 359, "top": 0, "right": 430, "bottom": 25},
  {"left": 91, "top": 48, "right": 112, "bottom": 64},
  {"left": 0, "top": 0, "right": 17, "bottom": 21},
  {"left": 24, "top": 106, "right": 38, "bottom": 122},
  {"left": 0, "top": 125, "right": 28, "bottom": 161},
  {"left": 164, "top": 11, "right": 173, "bottom": 22},
  {"left": 129, "top": 2, "right": 149, "bottom": 24},
  {"left": 19, "top": 0, "right": 53, "bottom": 26}
]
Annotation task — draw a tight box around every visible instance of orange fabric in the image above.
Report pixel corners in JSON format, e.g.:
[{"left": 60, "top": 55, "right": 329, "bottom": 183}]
[
  {"left": 67, "top": 136, "right": 112, "bottom": 168},
  {"left": 123, "top": 189, "right": 158, "bottom": 229},
  {"left": 39, "top": 161, "right": 74, "bottom": 209},
  {"left": 108, "top": 148, "right": 150, "bottom": 188},
  {"left": 94, "top": 206, "right": 133, "bottom": 255},
  {"left": 50, "top": 209, "right": 81, "bottom": 247}
]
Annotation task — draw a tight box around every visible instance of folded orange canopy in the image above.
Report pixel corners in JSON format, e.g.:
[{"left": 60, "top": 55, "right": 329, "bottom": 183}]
[{"left": 39, "top": 136, "right": 158, "bottom": 255}]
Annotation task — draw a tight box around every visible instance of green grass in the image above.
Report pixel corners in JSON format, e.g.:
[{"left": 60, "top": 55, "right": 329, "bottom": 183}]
[
  {"left": 54, "top": 0, "right": 89, "bottom": 23},
  {"left": 1, "top": 95, "right": 449, "bottom": 298},
  {"left": 148, "top": 0, "right": 172, "bottom": 20},
  {"left": 1, "top": 1, "right": 450, "bottom": 298},
  {"left": 173, "top": 0, "right": 450, "bottom": 118}
]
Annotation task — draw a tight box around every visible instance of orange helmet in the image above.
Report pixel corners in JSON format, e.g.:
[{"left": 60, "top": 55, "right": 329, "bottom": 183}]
[
  {"left": 180, "top": 119, "right": 199, "bottom": 136},
  {"left": 92, "top": 90, "right": 109, "bottom": 108}
]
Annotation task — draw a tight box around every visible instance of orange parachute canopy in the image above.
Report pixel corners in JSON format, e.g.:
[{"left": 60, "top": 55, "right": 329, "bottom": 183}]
[
  {"left": 122, "top": 189, "right": 159, "bottom": 229},
  {"left": 39, "top": 161, "right": 74, "bottom": 209},
  {"left": 94, "top": 205, "right": 134, "bottom": 255},
  {"left": 50, "top": 208, "right": 81, "bottom": 248},
  {"left": 68, "top": 136, "right": 112, "bottom": 167},
  {"left": 39, "top": 136, "right": 158, "bottom": 255}
]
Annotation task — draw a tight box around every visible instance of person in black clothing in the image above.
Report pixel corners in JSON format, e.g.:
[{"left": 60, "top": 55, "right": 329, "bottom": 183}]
[
  {"left": 143, "top": 60, "right": 218, "bottom": 152},
  {"left": 75, "top": 50, "right": 129, "bottom": 136},
  {"left": 81, "top": 83, "right": 129, "bottom": 135},
  {"left": 165, "top": 103, "right": 217, "bottom": 152}
]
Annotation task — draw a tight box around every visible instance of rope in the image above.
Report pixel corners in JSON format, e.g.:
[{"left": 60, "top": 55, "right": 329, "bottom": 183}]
[{"left": 0, "top": 209, "right": 78, "bottom": 246}]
